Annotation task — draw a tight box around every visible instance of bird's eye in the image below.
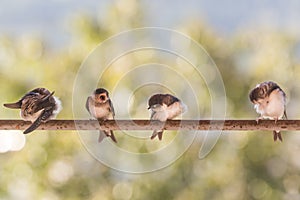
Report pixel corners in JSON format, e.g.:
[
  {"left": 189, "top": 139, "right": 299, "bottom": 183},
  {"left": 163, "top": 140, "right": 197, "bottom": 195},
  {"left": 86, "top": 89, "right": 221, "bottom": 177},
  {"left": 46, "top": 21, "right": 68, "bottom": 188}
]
[
  {"left": 100, "top": 95, "right": 106, "bottom": 100},
  {"left": 266, "top": 101, "right": 269, "bottom": 104}
]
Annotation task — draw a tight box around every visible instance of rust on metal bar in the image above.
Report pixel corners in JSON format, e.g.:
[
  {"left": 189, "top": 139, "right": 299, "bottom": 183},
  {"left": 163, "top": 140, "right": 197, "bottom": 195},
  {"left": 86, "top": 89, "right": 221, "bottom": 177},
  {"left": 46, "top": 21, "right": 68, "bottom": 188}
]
[{"left": 0, "top": 120, "right": 299, "bottom": 131}]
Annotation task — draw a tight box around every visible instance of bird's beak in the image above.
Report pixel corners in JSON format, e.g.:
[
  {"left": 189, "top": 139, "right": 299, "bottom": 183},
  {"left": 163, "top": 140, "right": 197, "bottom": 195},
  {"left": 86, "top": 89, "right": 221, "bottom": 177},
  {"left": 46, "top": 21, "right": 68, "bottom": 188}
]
[{"left": 147, "top": 106, "right": 151, "bottom": 110}]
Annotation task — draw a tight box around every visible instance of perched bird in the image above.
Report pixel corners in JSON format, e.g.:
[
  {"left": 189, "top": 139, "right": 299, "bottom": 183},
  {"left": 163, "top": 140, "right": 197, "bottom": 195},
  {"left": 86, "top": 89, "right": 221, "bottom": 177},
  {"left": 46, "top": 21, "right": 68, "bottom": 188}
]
[
  {"left": 148, "top": 93, "right": 187, "bottom": 140},
  {"left": 86, "top": 88, "right": 117, "bottom": 143},
  {"left": 3, "top": 88, "right": 62, "bottom": 134},
  {"left": 249, "top": 81, "right": 287, "bottom": 141}
]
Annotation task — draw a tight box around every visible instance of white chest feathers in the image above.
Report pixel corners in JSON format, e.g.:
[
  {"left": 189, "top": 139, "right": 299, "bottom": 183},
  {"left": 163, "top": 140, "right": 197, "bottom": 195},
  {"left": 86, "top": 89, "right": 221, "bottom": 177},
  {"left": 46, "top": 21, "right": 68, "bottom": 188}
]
[
  {"left": 254, "top": 89, "right": 285, "bottom": 119},
  {"left": 90, "top": 106, "right": 112, "bottom": 119},
  {"left": 88, "top": 99, "right": 113, "bottom": 120},
  {"left": 151, "top": 101, "right": 187, "bottom": 121}
]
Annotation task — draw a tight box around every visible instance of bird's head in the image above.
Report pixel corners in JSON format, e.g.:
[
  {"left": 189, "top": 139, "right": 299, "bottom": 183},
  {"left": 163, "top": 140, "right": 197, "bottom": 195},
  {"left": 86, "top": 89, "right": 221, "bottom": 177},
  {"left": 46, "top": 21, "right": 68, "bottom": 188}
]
[{"left": 93, "top": 88, "right": 109, "bottom": 103}]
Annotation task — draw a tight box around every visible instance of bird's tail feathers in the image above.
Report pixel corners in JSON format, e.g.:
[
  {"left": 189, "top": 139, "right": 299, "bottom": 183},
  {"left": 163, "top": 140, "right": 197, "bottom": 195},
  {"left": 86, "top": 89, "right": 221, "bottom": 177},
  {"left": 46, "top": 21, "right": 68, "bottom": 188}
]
[
  {"left": 109, "top": 131, "right": 117, "bottom": 143},
  {"left": 98, "top": 130, "right": 117, "bottom": 143},
  {"left": 3, "top": 101, "right": 22, "bottom": 109},
  {"left": 273, "top": 130, "right": 283, "bottom": 142},
  {"left": 151, "top": 130, "right": 163, "bottom": 140},
  {"left": 98, "top": 131, "right": 106, "bottom": 143}
]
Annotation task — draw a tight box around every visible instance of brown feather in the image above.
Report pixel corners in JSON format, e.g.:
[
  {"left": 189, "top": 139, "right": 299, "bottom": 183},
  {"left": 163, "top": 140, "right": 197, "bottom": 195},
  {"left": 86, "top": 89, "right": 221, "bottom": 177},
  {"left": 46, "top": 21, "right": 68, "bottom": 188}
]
[
  {"left": 148, "top": 94, "right": 179, "bottom": 108},
  {"left": 249, "top": 81, "right": 283, "bottom": 102}
]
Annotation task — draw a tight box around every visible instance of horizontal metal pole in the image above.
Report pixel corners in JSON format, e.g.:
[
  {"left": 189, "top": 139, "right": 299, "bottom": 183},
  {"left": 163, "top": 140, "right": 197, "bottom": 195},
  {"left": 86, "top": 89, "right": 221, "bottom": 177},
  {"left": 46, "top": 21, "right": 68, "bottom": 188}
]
[{"left": 0, "top": 120, "right": 299, "bottom": 131}]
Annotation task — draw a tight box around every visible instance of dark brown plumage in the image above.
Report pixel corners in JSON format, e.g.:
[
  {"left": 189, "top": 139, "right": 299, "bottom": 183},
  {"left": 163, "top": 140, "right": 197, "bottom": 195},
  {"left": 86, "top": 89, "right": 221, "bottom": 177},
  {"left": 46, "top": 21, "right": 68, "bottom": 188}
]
[
  {"left": 148, "top": 94, "right": 180, "bottom": 109},
  {"left": 3, "top": 88, "right": 62, "bottom": 134},
  {"left": 249, "top": 81, "right": 282, "bottom": 103}
]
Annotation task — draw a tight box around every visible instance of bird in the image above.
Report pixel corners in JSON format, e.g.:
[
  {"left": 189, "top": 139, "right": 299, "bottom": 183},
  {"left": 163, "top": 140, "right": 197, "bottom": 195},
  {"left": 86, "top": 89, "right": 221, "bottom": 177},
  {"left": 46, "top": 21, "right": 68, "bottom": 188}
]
[
  {"left": 148, "top": 93, "right": 187, "bottom": 140},
  {"left": 249, "top": 81, "right": 287, "bottom": 141},
  {"left": 86, "top": 88, "right": 117, "bottom": 143},
  {"left": 3, "top": 87, "right": 62, "bottom": 134}
]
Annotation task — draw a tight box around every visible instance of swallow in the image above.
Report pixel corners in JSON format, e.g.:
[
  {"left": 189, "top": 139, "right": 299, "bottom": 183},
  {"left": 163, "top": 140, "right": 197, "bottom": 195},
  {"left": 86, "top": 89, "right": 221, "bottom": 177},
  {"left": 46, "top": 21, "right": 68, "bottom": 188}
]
[
  {"left": 3, "top": 87, "right": 62, "bottom": 134},
  {"left": 249, "top": 81, "right": 287, "bottom": 141},
  {"left": 86, "top": 88, "right": 117, "bottom": 143},
  {"left": 148, "top": 93, "right": 187, "bottom": 140}
]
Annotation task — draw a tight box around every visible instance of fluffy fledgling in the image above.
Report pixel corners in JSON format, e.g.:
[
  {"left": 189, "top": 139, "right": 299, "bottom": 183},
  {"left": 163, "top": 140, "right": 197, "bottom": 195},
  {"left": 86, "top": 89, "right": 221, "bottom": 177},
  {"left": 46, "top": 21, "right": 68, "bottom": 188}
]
[
  {"left": 148, "top": 93, "right": 187, "bottom": 140},
  {"left": 249, "top": 81, "right": 287, "bottom": 141},
  {"left": 3, "top": 87, "right": 62, "bottom": 134},
  {"left": 86, "top": 88, "right": 117, "bottom": 143}
]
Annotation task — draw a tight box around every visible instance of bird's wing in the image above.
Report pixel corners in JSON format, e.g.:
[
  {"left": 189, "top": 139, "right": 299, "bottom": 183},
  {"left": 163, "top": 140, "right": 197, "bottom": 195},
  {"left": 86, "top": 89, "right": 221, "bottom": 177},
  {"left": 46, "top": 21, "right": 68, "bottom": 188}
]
[
  {"left": 3, "top": 88, "right": 54, "bottom": 111},
  {"left": 150, "top": 111, "right": 155, "bottom": 120},
  {"left": 282, "top": 88, "right": 287, "bottom": 120},
  {"left": 108, "top": 99, "right": 115, "bottom": 118},
  {"left": 266, "top": 84, "right": 280, "bottom": 96},
  {"left": 283, "top": 109, "right": 288, "bottom": 119},
  {"left": 23, "top": 117, "right": 42, "bottom": 134},
  {"left": 30, "top": 88, "right": 51, "bottom": 96},
  {"left": 23, "top": 107, "right": 54, "bottom": 134},
  {"left": 85, "top": 96, "right": 91, "bottom": 114},
  {"left": 32, "top": 92, "right": 55, "bottom": 113},
  {"left": 163, "top": 94, "right": 179, "bottom": 106}
]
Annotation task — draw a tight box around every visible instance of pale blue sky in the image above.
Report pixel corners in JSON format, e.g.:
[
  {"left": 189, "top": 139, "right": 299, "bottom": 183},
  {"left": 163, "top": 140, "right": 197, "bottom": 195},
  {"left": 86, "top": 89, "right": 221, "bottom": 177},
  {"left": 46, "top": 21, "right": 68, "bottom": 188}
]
[{"left": 1, "top": 0, "right": 300, "bottom": 48}]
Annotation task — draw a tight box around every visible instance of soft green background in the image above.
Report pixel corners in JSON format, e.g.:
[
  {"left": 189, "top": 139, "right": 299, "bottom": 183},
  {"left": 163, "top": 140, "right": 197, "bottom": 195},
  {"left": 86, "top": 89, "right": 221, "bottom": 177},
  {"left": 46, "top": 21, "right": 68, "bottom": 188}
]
[{"left": 1, "top": 1, "right": 300, "bottom": 200}]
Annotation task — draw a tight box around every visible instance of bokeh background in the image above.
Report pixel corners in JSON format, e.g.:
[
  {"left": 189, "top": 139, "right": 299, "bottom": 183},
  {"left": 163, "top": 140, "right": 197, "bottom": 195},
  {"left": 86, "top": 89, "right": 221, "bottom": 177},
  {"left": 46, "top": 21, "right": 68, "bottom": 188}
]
[{"left": 1, "top": 0, "right": 300, "bottom": 199}]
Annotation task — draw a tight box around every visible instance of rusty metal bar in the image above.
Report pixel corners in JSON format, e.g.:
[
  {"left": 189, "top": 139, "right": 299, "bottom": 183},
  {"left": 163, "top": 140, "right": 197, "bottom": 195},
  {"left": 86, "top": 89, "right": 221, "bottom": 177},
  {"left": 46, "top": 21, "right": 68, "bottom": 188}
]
[{"left": 0, "top": 120, "right": 299, "bottom": 131}]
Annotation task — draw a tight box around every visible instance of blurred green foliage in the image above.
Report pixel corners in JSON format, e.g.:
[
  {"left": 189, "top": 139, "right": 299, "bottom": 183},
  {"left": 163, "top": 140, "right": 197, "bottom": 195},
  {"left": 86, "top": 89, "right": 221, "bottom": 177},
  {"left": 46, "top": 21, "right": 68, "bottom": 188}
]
[{"left": 1, "top": 1, "right": 300, "bottom": 200}]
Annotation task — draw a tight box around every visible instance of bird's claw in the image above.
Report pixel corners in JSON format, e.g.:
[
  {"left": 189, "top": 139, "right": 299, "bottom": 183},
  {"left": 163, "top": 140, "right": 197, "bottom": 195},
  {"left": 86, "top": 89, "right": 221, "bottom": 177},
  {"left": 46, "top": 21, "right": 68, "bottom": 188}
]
[{"left": 256, "top": 117, "right": 263, "bottom": 124}]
